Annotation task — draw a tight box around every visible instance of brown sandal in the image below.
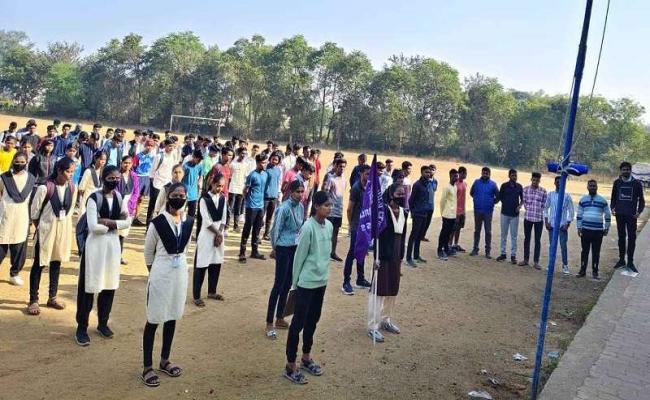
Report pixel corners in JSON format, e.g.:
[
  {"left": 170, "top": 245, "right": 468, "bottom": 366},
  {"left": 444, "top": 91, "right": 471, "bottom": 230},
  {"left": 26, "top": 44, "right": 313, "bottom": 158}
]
[
  {"left": 46, "top": 297, "right": 66, "bottom": 310},
  {"left": 193, "top": 298, "right": 205, "bottom": 307},
  {"left": 159, "top": 360, "right": 183, "bottom": 377},
  {"left": 207, "top": 293, "right": 224, "bottom": 301},
  {"left": 27, "top": 302, "right": 40, "bottom": 315}
]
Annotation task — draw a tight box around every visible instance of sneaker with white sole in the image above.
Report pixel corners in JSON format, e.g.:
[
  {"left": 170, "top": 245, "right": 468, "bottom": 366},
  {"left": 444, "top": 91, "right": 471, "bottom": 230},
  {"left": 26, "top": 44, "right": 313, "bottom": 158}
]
[
  {"left": 341, "top": 282, "right": 354, "bottom": 295},
  {"left": 9, "top": 275, "right": 24, "bottom": 286},
  {"left": 381, "top": 321, "right": 401, "bottom": 334},
  {"left": 367, "top": 329, "right": 385, "bottom": 342},
  {"left": 562, "top": 265, "right": 570, "bottom": 275}
]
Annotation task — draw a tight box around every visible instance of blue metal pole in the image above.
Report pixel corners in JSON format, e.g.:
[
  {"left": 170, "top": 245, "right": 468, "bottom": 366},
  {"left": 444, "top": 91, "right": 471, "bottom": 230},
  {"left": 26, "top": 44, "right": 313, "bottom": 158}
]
[{"left": 530, "top": 1, "right": 593, "bottom": 398}]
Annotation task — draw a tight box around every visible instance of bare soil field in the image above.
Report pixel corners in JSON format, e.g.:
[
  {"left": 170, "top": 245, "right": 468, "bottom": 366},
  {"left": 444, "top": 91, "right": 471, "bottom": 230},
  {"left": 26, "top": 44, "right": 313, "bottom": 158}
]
[{"left": 0, "top": 114, "right": 620, "bottom": 399}]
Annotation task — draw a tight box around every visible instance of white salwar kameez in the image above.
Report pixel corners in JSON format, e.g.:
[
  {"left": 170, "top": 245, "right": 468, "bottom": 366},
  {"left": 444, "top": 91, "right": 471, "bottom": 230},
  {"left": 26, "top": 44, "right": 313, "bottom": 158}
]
[
  {"left": 78, "top": 168, "right": 102, "bottom": 215},
  {"left": 30, "top": 184, "right": 78, "bottom": 265},
  {"left": 144, "top": 212, "right": 189, "bottom": 324},
  {"left": 0, "top": 172, "right": 30, "bottom": 244},
  {"left": 195, "top": 194, "right": 227, "bottom": 269},
  {"left": 84, "top": 193, "right": 132, "bottom": 294}
]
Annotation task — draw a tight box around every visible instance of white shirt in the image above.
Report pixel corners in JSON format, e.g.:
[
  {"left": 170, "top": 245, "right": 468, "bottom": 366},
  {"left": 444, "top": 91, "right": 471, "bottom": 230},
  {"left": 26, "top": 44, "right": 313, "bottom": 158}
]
[{"left": 151, "top": 151, "right": 180, "bottom": 190}]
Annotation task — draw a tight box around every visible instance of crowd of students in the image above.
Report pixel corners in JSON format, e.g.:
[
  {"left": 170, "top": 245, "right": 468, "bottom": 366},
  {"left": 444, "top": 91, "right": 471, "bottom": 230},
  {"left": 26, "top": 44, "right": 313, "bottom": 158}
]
[{"left": 0, "top": 118, "right": 646, "bottom": 386}]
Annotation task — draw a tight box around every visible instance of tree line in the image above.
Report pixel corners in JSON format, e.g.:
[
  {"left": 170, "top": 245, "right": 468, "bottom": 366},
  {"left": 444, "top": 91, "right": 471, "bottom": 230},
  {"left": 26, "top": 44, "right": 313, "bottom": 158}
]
[{"left": 0, "top": 30, "right": 647, "bottom": 173}]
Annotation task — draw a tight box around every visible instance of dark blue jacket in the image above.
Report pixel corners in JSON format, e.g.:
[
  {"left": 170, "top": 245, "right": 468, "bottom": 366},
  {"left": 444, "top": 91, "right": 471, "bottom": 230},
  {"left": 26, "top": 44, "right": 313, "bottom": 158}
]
[
  {"left": 409, "top": 177, "right": 432, "bottom": 216},
  {"left": 470, "top": 178, "right": 499, "bottom": 214}
]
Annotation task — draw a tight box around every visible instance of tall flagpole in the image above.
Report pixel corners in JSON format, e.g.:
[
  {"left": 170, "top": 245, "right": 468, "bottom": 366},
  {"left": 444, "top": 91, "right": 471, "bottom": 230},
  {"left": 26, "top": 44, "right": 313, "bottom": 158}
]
[{"left": 530, "top": 1, "right": 593, "bottom": 398}]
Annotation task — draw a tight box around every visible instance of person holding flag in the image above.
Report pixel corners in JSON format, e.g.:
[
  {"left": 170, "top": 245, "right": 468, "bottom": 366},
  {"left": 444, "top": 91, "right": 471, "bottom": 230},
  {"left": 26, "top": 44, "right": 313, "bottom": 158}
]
[{"left": 367, "top": 182, "right": 406, "bottom": 343}]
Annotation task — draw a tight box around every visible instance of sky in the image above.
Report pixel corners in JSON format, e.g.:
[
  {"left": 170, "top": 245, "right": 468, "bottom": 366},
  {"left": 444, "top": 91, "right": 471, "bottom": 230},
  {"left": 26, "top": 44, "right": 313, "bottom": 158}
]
[{"left": 2, "top": 0, "right": 648, "bottom": 121}]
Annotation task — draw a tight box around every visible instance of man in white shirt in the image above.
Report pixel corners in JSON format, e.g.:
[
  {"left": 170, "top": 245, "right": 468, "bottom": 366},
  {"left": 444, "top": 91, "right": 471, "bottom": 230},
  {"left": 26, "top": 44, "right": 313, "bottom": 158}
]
[
  {"left": 228, "top": 147, "right": 248, "bottom": 231},
  {"left": 145, "top": 139, "right": 179, "bottom": 224}
]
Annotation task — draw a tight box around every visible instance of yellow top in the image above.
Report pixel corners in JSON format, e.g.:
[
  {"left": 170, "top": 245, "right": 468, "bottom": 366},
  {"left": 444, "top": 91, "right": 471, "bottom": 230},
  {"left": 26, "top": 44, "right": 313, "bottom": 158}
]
[
  {"left": 439, "top": 183, "right": 457, "bottom": 219},
  {"left": 0, "top": 148, "right": 17, "bottom": 173}
]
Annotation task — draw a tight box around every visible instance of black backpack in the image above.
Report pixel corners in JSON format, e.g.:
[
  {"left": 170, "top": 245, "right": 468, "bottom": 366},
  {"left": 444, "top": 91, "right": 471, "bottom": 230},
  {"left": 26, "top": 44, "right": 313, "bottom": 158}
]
[{"left": 75, "top": 191, "right": 122, "bottom": 254}]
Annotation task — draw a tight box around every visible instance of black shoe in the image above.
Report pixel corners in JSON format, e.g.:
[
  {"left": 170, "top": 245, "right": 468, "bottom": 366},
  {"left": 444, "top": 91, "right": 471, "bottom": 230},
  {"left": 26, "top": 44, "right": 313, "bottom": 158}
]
[
  {"left": 251, "top": 253, "right": 266, "bottom": 260},
  {"left": 75, "top": 330, "right": 91, "bottom": 346},
  {"left": 415, "top": 257, "right": 427, "bottom": 264},
  {"left": 614, "top": 259, "right": 626, "bottom": 269},
  {"left": 456, "top": 245, "right": 466, "bottom": 253},
  {"left": 330, "top": 254, "right": 343, "bottom": 262},
  {"left": 469, "top": 250, "right": 478, "bottom": 257},
  {"left": 576, "top": 272, "right": 586, "bottom": 278},
  {"left": 132, "top": 219, "right": 146, "bottom": 227},
  {"left": 592, "top": 273, "right": 600, "bottom": 280},
  {"left": 437, "top": 251, "right": 448, "bottom": 261},
  {"left": 510, "top": 256, "right": 517, "bottom": 265},
  {"left": 97, "top": 325, "right": 114, "bottom": 339},
  {"left": 421, "top": 238, "right": 430, "bottom": 242},
  {"left": 485, "top": 253, "right": 492, "bottom": 260},
  {"left": 496, "top": 255, "right": 506, "bottom": 262},
  {"left": 627, "top": 263, "right": 638, "bottom": 273},
  {"left": 355, "top": 279, "right": 372, "bottom": 289}
]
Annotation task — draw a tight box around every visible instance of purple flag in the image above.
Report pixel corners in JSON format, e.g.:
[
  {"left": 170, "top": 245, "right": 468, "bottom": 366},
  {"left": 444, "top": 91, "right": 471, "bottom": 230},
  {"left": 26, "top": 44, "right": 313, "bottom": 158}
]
[{"left": 355, "top": 154, "right": 387, "bottom": 263}]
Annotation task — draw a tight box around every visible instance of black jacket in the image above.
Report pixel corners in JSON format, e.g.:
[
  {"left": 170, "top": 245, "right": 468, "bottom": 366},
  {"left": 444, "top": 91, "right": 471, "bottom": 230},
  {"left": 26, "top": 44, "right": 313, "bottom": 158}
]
[
  {"left": 378, "top": 205, "right": 407, "bottom": 262},
  {"left": 611, "top": 177, "right": 645, "bottom": 216}
]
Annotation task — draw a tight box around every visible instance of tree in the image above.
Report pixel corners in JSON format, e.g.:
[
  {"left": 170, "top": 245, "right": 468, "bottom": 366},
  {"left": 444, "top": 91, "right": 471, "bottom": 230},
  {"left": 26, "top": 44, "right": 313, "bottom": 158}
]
[
  {"left": 44, "top": 62, "right": 84, "bottom": 116},
  {"left": 0, "top": 46, "right": 47, "bottom": 111},
  {"left": 45, "top": 41, "right": 84, "bottom": 64}
]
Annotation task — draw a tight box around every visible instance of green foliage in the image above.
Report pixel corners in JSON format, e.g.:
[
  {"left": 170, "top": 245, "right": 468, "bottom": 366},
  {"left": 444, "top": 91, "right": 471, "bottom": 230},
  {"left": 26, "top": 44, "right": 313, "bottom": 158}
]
[{"left": 0, "top": 30, "right": 648, "bottom": 173}]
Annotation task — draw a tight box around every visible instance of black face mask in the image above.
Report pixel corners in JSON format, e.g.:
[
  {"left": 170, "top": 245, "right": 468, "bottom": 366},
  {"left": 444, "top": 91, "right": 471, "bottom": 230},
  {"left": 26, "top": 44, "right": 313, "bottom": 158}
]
[
  {"left": 12, "top": 164, "right": 26, "bottom": 172},
  {"left": 393, "top": 197, "right": 405, "bottom": 207},
  {"left": 168, "top": 197, "right": 186, "bottom": 210},
  {"left": 104, "top": 180, "right": 119, "bottom": 190}
]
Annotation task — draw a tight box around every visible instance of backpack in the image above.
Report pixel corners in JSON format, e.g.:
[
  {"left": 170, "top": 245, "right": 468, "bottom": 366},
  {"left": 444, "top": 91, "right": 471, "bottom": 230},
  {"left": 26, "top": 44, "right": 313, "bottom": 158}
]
[
  {"left": 75, "top": 191, "right": 123, "bottom": 254},
  {"left": 38, "top": 180, "right": 75, "bottom": 219}
]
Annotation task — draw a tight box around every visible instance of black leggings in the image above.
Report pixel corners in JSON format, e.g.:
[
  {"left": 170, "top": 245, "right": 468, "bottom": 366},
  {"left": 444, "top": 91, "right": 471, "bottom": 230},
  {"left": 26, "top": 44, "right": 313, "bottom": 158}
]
[
  {"left": 263, "top": 198, "right": 278, "bottom": 236},
  {"left": 28, "top": 241, "right": 61, "bottom": 303},
  {"left": 143, "top": 320, "right": 176, "bottom": 368},
  {"left": 240, "top": 208, "right": 264, "bottom": 256},
  {"left": 193, "top": 263, "right": 221, "bottom": 300},
  {"left": 76, "top": 253, "right": 115, "bottom": 331},
  {"left": 266, "top": 245, "right": 295, "bottom": 324},
  {"left": 0, "top": 241, "right": 27, "bottom": 277},
  {"left": 286, "top": 286, "right": 326, "bottom": 363}
]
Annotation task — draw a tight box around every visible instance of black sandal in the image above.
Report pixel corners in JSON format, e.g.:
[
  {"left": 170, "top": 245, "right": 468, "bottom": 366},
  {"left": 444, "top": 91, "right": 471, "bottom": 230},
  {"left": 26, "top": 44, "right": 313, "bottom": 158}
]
[
  {"left": 141, "top": 368, "right": 160, "bottom": 387},
  {"left": 159, "top": 360, "right": 183, "bottom": 377}
]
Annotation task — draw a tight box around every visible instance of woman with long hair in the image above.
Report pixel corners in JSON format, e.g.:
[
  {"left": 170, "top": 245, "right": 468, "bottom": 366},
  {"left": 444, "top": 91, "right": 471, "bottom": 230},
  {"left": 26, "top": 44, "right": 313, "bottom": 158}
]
[
  {"left": 153, "top": 163, "right": 185, "bottom": 217},
  {"left": 75, "top": 165, "right": 132, "bottom": 346},
  {"left": 28, "top": 157, "right": 77, "bottom": 315},
  {"left": 141, "top": 183, "right": 193, "bottom": 387},
  {"left": 78, "top": 151, "right": 106, "bottom": 215}
]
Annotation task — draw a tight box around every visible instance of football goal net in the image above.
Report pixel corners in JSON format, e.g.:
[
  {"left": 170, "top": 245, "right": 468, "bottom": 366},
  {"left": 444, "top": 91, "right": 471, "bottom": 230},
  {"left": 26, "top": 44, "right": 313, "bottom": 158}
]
[{"left": 168, "top": 114, "right": 223, "bottom": 138}]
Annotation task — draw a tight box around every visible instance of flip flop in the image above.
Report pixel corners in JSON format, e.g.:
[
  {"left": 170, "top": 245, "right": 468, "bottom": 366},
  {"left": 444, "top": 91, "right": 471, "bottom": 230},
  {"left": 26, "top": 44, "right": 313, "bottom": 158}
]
[{"left": 141, "top": 368, "right": 160, "bottom": 387}]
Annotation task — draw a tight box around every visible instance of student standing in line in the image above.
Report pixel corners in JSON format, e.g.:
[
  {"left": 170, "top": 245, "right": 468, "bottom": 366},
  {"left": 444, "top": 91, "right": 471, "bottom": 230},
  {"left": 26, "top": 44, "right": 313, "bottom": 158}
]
[
  {"left": 405, "top": 165, "right": 434, "bottom": 267},
  {"left": 28, "top": 139, "right": 56, "bottom": 190},
  {"left": 193, "top": 174, "right": 227, "bottom": 306},
  {"left": 449, "top": 166, "right": 468, "bottom": 252},
  {"left": 611, "top": 161, "right": 645, "bottom": 272},
  {"left": 266, "top": 180, "right": 305, "bottom": 339},
  {"left": 181, "top": 149, "right": 204, "bottom": 218},
  {"left": 132, "top": 139, "right": 157, "bottom": 226},
  {"left": 497, "top": 169, "right": 523, "bottom": 264},
  {"left": 294, "top": 162, "right": 314, "bottom": 220},
  {"left": 437, "top": 169, "right": 458, "bottom": 260},
  {"left": 349, "top": 153, "right": 367, "bottom": 188},
  {"left": 238, "top": 154, "right": 269, "bottom": 263},
  {"left": 0, "top": 135, "right": 18, "bottom": 173},
  {"left": 75, "top": 166, "right": 132, "bottom": 345},
  {"left": 321, "top": 158, "right": 347, "bottom": 262},
  {"left": 577, "top": 179, "right": 611, "bottom": 280},
  {"left": 367, "top": 183, "right": 407, "bottom": 343},
  {"left": 78, "top": 151, "right": 107, "bottom": 216},
  {"left": 281, "top": 157, "right": 304, "bottom": 201},
  {"left": 146, "top": 139, "right": 179, "bottom": 225},
  {"left": 20, "top": 140, "right": 34, "bottom": 163},
  {"left": 342, "top": 165, "right": 372, "bottom": 295},
  {"left": 421, "top": 164, "right": 438, "bottom": 243},
  {"left": 228, "top": 147, "right": 248, "bottom": 232},
  {"left": 519, "top": 172, "right": 547, "bottom": 269},
  {"left": 284, "top": 191, "right": 332, "bottom": 385},
  {"left": 27, "top": 158, "right": 78, "bottom": 315},
  {"left": 262, "top": 152, "right": 282, "bottom": 241},
  {"left": 0, "top": 152, "right": 35, "bottom": 286},
  {"left": 153, "top": 164, "right": 185, "bottom": 217},
  {"left": 469, "top": 167, "right": 499, "bottom": 259},
  {"left": 141, "top": 183, "right": 193, "bottom": 387},
  {"left": 117, "top": 155, "right": 140, "bottom": 265},
  {"left": 543, "top": 176, "right": 575, "bottom": 275}
]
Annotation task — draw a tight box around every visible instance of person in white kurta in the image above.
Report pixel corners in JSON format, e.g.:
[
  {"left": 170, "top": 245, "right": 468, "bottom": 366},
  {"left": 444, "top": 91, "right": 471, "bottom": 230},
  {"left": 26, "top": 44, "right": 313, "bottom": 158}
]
[
  {"left": 28, "top": 158, "right": 78, "bottom": 315},
  {"left": 0, "top": 153, "right": 35, "bottom": 286},
  {"left": 192, "top": 178, "right": 227, "bottom": 305},
  {"left": 152, "top": 164, "right": 185, "bottom": 217},
  {"left": 141, "top": 184, "right": 191, "bottom": 387},
  {"left": 78, "top": 152, "right": 106, "bottom": 215},
  {"left": 75, "top": 166, "right": 132, "bottom": 346}
]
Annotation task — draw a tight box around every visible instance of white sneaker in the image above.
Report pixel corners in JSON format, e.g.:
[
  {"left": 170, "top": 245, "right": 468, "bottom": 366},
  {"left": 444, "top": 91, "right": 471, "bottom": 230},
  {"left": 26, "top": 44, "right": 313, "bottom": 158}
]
[
  {"left": 562, "top": 265, "right": 570, "bottom": 275},
  {"left": 9, "top": 275, "right": 24, "bottom": 286}
]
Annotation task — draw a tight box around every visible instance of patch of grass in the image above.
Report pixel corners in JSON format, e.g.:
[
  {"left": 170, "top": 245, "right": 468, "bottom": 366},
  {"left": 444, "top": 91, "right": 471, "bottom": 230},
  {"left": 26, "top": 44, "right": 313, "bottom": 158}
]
[
  {"left": 573, "top": 298, "right": 598, "bottom": 325},
  {"left": 540, "top": 358, "right": 560, "bottom": 387},
  {"left": 558, "top": 336, "right": 571, "bottom": 352}
]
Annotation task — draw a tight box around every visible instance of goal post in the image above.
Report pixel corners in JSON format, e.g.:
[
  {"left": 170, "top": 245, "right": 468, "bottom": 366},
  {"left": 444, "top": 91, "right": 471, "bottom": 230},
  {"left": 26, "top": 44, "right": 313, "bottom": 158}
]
[{"left": 168, "top": 114, "right": 223, "bottom": 138}]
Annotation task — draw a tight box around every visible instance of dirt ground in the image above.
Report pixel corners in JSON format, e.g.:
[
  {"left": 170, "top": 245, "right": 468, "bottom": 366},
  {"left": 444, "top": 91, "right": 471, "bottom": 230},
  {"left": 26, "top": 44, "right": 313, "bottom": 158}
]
[{"left": 0, "top": 114, "right": 622, "bottom": 399}]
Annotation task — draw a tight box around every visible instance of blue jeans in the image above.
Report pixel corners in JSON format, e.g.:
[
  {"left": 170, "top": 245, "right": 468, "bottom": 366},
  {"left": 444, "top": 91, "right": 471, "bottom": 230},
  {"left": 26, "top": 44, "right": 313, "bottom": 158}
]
[
  {"left": 500, "top": 214, "right": 519, "bottom": 257},
  {"left": 548, "top": 228, "right": 568, "bottom": 266},
  {"left": 266, "top": 245, "right": 296, "bottom": 324}
]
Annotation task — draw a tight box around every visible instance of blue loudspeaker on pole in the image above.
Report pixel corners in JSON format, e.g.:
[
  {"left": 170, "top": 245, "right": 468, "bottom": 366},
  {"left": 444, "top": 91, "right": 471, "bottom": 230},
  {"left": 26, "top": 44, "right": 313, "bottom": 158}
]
[{"left": 530, "top": 1, "right": 593, "bottom": 399}]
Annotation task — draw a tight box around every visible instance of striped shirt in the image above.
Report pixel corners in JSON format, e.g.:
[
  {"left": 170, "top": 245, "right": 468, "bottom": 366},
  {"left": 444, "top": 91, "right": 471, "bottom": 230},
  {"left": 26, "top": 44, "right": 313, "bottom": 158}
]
[
  {"left": 577, "top": 194, "right": 611, "bottom": 231},
  {"left": 543, "top": 191, "right": 574, "bottom": 228}
]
